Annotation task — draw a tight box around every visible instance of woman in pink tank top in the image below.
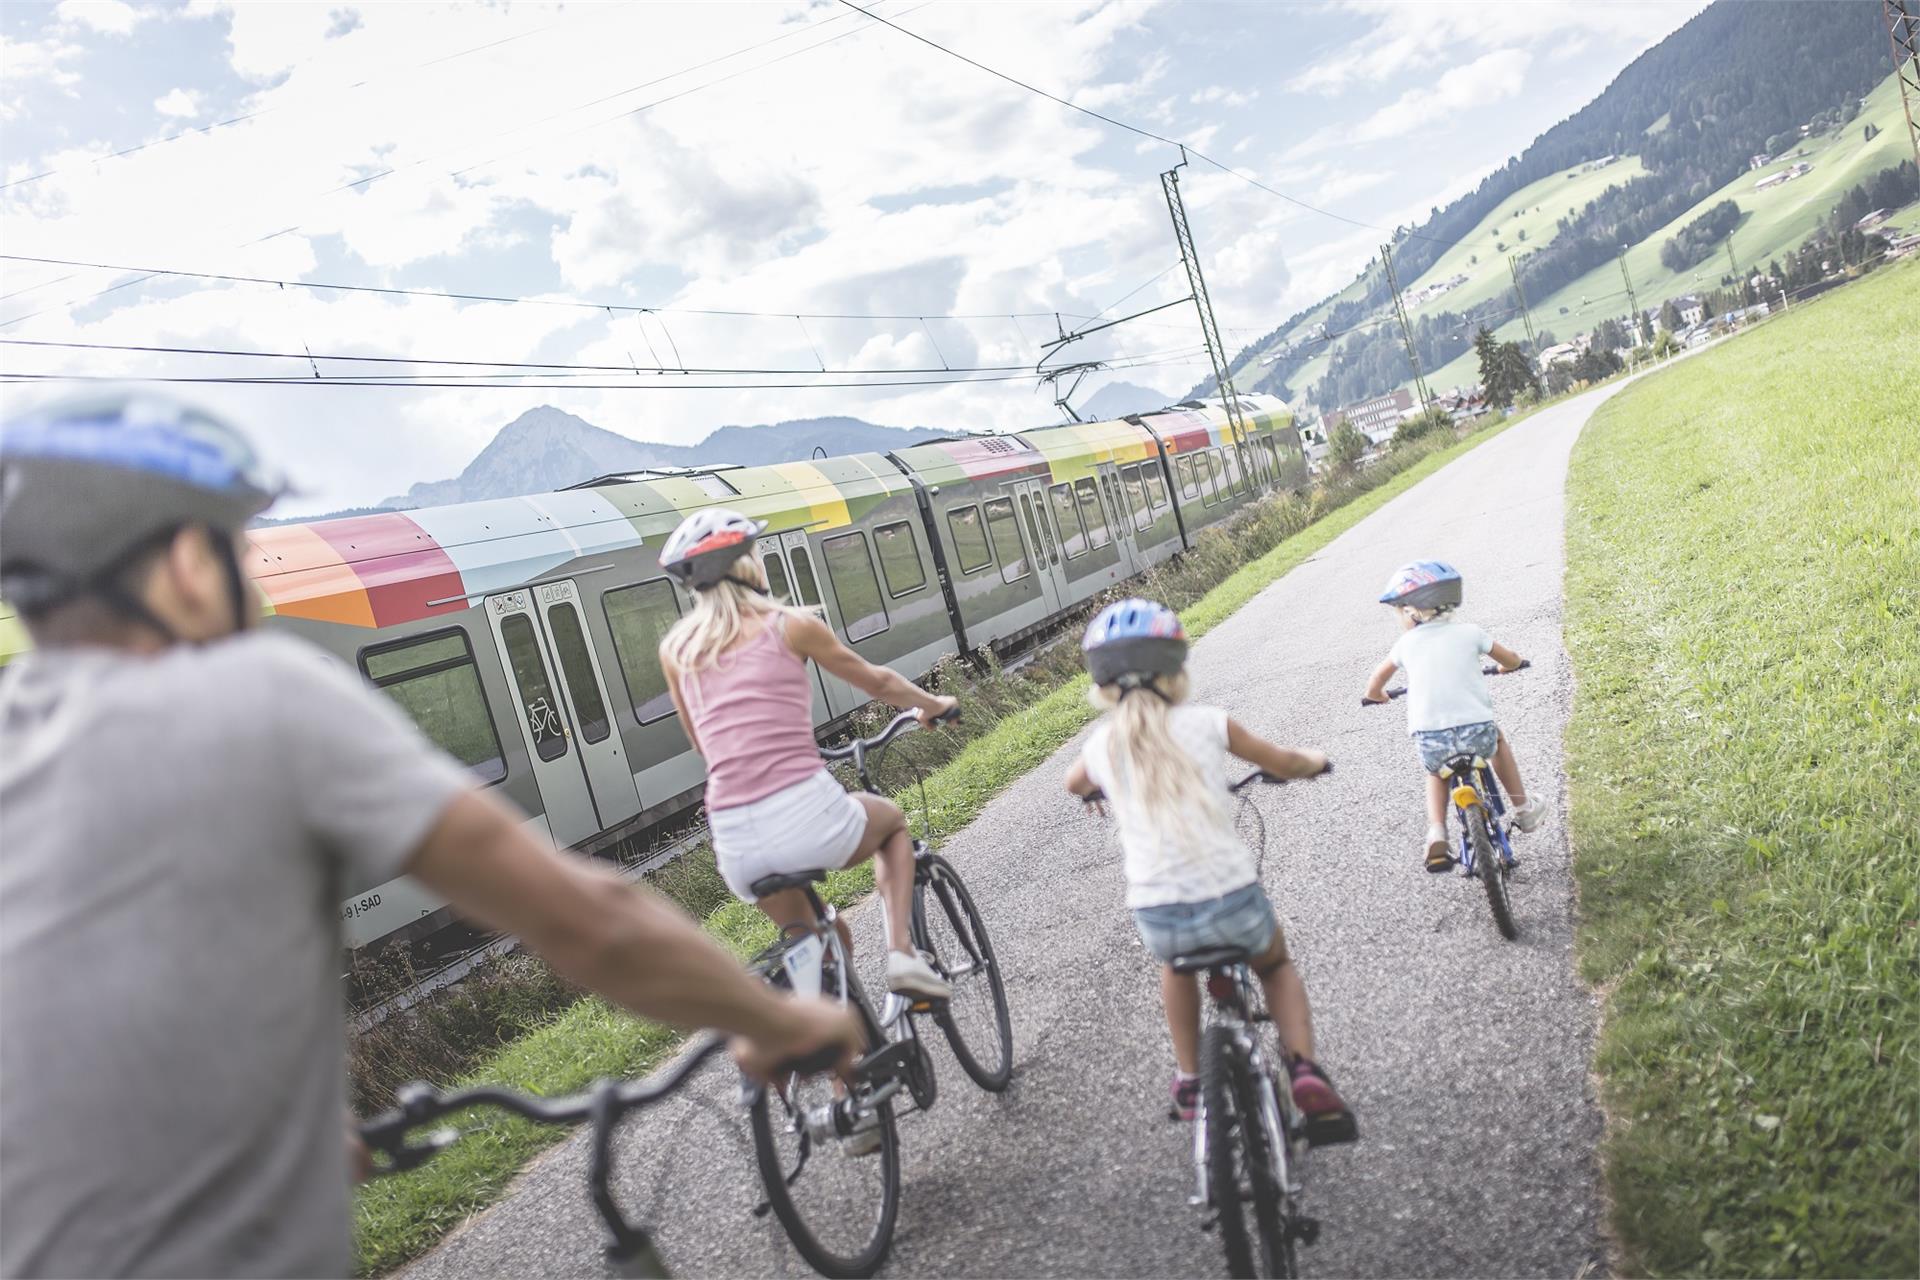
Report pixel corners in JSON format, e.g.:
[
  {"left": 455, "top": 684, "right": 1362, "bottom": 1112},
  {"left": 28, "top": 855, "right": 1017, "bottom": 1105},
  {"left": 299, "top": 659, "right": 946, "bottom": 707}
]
[{"left": 657, "top": 509, "right": 957, "bottom": 1001}]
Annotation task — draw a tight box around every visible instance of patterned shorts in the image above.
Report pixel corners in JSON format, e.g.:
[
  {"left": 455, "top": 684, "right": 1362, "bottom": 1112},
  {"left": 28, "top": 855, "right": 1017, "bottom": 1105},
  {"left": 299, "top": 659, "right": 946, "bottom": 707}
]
[
  {"left": 1411, "top": 720, "right": 1500, "bottom": 774},
  {"left": 1131, "top": 883, "right": 1286, "bottom": 967}
]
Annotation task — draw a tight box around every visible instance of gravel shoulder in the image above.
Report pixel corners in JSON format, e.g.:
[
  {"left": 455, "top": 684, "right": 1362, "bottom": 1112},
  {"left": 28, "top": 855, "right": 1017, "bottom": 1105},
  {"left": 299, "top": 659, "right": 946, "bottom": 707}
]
[{"left": 401, "top": 383, "right": 1624, "bottom": 1280}]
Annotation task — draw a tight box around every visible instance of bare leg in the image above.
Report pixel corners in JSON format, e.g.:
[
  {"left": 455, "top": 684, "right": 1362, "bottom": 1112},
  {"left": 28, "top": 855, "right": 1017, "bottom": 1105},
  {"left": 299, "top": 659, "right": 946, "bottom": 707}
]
[
  {"left": 1162, "top": 967, "right": 1202, "bottom": 1075},
  {"left": 1489, "top": 731, "right": 1529, "bottom": 806},
  {"left": 1425, "top": 773, "right": 1449, "bottom": 828},
  {"left": 849, "top": 793, "right": 916, "bottom": 956},
  {"left": 1253, "top": 933, "right": 1316, "bottom": 1062}
]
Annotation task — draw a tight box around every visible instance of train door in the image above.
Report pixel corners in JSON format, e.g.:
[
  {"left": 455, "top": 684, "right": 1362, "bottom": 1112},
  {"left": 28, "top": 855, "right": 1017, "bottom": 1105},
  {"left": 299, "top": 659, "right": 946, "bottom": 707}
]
[
  {"left": 483, "top": 587, "right": 606, "bottom": 847},
  {"left": 1014, "top": 479, "right": 1068, "bottom": 611},
  {"left": 534, "top": 580, "right": 643, "bottom": 830},
  {"left": 1096, "top": 463, "right": 1140, "bottom": 574}
]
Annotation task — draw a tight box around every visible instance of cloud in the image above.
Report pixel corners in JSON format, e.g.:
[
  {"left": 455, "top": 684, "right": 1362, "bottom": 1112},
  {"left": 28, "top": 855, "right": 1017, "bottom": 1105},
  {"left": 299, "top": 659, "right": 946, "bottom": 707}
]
[
  {"left": 1190, "top": 85, "right": 1257, "bottom": 107},
  {"left": 55, "top": 0, "right": 147, "bottom": 36},
  {"left": 1347, "top": 48, "right": 1534, "bottom": 144},
  {"left": 154, "top": 88, "right": 201, "bottom": 118}
]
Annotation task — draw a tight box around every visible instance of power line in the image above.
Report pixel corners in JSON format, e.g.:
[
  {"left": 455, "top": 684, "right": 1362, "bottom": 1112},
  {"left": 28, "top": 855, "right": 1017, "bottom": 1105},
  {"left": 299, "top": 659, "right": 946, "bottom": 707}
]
[
  {"left": 0, "top": 253, "right": 1068, "bottom": 325},
  {"left": 836, "top": 0, "right": 1497, "bottom": 253}
]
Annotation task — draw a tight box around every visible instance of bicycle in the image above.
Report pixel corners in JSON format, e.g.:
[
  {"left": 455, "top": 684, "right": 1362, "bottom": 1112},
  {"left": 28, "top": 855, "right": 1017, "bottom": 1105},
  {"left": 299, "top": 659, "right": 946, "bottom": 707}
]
[
  {"left": 359, "top": 1033, "right": 829, "bottom": 1278},
  {"left": 742, "top": 705, "right": 1013, "bottom": 1278},
  {"left": 1364, "top": 660, "right": 1530, "bottom": 940},
  {"left": 1082, "top": 769, "right": 1336, "bottom": 1279}
]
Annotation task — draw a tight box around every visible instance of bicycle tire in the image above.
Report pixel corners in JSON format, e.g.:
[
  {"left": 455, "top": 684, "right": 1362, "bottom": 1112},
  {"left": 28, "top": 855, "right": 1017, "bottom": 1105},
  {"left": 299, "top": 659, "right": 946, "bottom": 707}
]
[
  {"left": 1203, "top": 1024, "right": 1257, "bottom": 1279},
  {"left": 747, "top": 962, "right": 901, "bottom": 1278},
  {"left": 1467, "top": 804, "right": 1518, "bottom": 940},
  {"left": 912, "top": 854, "right": 1013, "bottom": 1091},
  {"left": 1233, "top": 1060, "right": 1298, "bottom": 1279}
]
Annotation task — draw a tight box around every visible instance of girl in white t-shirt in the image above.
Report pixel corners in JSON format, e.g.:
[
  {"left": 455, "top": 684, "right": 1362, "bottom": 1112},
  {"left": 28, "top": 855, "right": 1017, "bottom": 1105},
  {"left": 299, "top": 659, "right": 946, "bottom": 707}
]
[
  {"left": 1361, "top": 560, "right": 1547, "bottom": 871},
  {"left": 1064, "top": 599, "right": 1355, "bottom": 1141}
]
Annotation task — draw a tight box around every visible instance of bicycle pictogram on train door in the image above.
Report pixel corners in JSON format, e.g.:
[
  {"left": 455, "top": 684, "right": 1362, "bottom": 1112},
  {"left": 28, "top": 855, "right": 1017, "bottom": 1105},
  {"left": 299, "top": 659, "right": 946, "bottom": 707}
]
[{"left": 483, "top": 583, "right": 642, "bottom": 847}]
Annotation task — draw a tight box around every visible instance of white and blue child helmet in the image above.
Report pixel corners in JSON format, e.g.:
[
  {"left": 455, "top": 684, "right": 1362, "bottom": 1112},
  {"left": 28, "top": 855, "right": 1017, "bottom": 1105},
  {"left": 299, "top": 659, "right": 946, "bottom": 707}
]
[
  {"left": 1082, "top": 597, "right": 1187, "bottom": 687},
  {"left": 1378, "top": 560, "right": 1462, "bottom": 612}
]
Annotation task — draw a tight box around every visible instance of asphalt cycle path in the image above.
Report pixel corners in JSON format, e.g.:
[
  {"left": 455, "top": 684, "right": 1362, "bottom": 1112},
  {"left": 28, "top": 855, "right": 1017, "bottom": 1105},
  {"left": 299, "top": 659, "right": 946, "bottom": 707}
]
[{"left": 400, "top": 382, "right": 1626, "bottom": 1279}]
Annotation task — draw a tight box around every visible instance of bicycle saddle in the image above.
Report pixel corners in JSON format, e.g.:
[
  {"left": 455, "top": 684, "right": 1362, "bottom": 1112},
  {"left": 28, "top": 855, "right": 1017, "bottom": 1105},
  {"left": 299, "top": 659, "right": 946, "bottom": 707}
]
[
  {"left": 1169, "top": 945, "right": 1251, "bottom": 973},
  {"left": 751, "top": 869, "right": 829, "bottom": 898}
]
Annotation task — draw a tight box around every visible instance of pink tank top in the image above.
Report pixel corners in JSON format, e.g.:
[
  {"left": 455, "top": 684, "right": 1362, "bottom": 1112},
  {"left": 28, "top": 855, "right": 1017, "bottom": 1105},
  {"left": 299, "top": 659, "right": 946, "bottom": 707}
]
[{"left": 678, "top": 615, "right": 824, "bottom": 810}]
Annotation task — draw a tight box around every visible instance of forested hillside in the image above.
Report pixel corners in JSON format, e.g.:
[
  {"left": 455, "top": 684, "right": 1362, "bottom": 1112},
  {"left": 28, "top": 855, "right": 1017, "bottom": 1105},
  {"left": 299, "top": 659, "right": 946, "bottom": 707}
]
[{"left": 1214, "top": 0, "right": 1897, "bottom": 411}]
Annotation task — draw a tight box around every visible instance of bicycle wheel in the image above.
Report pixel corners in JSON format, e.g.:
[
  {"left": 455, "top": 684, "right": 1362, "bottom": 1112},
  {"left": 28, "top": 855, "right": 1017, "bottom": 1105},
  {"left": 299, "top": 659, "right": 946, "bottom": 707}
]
[
  {"left": 912, "top": 854, "right": 1013, "bottom": 1091},
  {"left": 1234, "top": 1063, "right": 1298, "bottom": 1279},
  {"left": 1202, "top": 1024, "right": 1258, "bottom": 1279},
  {"left": 1466, "top": 804, "right": 1518, "bottom": 940},
  {"left": 748, "top": 965, "right": 901, "bottom": 1277}
]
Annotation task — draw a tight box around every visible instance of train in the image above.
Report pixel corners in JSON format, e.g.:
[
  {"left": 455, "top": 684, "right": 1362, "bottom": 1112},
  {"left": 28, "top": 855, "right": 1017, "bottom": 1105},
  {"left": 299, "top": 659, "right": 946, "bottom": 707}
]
[{"left": 0, "top": 394, "right": 1305, "bottom": 949}]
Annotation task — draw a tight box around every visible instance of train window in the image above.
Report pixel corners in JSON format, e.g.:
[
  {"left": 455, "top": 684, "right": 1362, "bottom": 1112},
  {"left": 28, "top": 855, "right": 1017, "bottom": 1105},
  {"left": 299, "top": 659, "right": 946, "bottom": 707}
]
[
  {"left": 1262, "top": 437, "right": 1283, "bottom": 481},
  {"left": 1229, "top": 445, "right": 1250, "bottom": 496},
  {"left": 789, "top": 547, "right": 824, "bottom": 609},
  {"left": 983, "top": 497, "right": 1027, "bottom": 583},
  {"left": 1049, "top": 484, "right": 1087, "bottom": 559},
  {"left": 823, "top": 532, "right": 889, "bottom": 641},
  {"left": 760, "top": 547, "right": 793, "bottom": 605},
  {"left": 360, "top": 630, "right": 506, "bottom": 784},
  {"left": 873, "top": 520, "right": 927, "bottom": 597},
  {"left": 500, "top": 613, "right": 570, "bottom": 762},
  {"left": 603, "top": 578, "right": 683, "bottom": 724},
  {"left": 1201, "top": 451, "right": 1223, "bottom": 506},
  {"left": 1175, "top": 454, "right": 1199, "bottom": 501},
  {"left": 1143, "top": 463, "right": 1170, "bottom": 510},
  {"left": 1123, "top": 465, "right": 1152, "bottom": 531},
  {"left": 945, "top": 505, "right": 994, "bottom": 575},
  {"left": 544, "top": 602, "right": 609, "bottom": 744},
  {"left": 1021, "top": 491, "right": 1055, "bottom": 564},
  {"left": 1074, "top": 478, "right": 1110, "bottom": 549}
]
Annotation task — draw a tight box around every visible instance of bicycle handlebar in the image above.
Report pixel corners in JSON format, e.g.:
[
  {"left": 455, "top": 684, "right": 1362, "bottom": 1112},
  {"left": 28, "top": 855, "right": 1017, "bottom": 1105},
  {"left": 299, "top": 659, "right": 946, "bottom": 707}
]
[
  {"left": 1081, "top": 762, "right": 1327, "bottom": 807},
  {"left": 821, "top": 704, "right": 960, "bottom": 764},
  {"left": 1361, "top": 659, "right": 1529, "bottom": 708}
]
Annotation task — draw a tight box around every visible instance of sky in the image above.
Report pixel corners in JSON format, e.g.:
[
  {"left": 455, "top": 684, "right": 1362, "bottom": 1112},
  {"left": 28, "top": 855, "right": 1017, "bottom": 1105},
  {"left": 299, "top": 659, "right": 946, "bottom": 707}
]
[{"left": 0, "top": 0, "right": 1709, "bottom": 514}]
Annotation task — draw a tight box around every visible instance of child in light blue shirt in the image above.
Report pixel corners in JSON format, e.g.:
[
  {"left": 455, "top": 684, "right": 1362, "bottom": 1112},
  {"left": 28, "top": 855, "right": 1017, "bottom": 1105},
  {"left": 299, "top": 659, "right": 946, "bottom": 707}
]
[{"left": 1362, "top": 561, "right": 1548, "bottom": 870}]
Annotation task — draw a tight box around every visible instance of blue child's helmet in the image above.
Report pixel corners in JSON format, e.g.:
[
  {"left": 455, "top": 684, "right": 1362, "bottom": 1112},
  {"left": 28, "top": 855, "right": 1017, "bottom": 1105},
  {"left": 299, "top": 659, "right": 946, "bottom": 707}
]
[
  {"left": 1378, "top": 560, "right": 1463, "bottom": 611},
  {"left": 1082, "top": 597, "right": 1188, "bottom": 686}
]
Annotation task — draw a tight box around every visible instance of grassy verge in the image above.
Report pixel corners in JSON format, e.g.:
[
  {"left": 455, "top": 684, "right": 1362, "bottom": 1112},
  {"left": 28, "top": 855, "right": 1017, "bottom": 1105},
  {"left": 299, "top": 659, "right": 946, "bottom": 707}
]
[
  {"left": 1564, "top": 258, "right": 1918, "bottom": 1277},
  {"left": 352, "top": 405, "right": 1535, "bottom": 1273}
]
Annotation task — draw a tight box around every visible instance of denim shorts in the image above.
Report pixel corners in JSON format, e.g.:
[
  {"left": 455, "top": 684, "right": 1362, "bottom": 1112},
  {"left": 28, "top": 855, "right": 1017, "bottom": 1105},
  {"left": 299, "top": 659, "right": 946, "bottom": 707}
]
[
  {"left": 1131, "top": 883, "right": 1285, "bottom": 966},
  {"left": 1411, "top": 720, "right": 1500, "bottom": 774}
]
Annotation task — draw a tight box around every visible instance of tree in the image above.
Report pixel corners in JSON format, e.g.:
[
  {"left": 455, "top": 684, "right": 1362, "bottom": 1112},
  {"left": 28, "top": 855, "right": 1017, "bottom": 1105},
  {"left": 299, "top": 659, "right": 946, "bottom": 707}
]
[
  {"left": 1392, "top": 406, "right": 1454, "bottom": 450},
  {"left": 1474, "top": 326, "right": 1541, "bottom": 408},
  {"left": 1651, "top": 329, "right": 1680, "bottom": 358},
  {"left": 1325, "top": 420, "right": 1367, "bottom": 474},
  {"left": 1660, "top": 299, "right": 1683, "bottom": 332},
  {"left": 1592, "top": 317, "right": 1629, "bottom": 351},
  {"left": 1571, "top": 346, "right": 1623, "bottom": 382}
]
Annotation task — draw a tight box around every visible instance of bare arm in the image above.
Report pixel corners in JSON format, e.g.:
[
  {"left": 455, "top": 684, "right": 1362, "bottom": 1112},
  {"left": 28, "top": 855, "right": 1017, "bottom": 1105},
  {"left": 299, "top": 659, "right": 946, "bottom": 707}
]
[
  {"left": 657, "top": 650, "right": 703, "bottom": 757},
  {"left": 1064, "top": 758, "right": 1095, "bottom": 797},
  {"left": 1486, "top": 640, "right": 1526, "bottom": 672},
  {"left": 406, "top": 791, "right": 857, "bottom": 1075},
  {"left": 1226, "top": 717, "right": 1328, "bottom": 779},
  {"left": 1361, "top": 657, "right": 1399, "bottom": 703},
  {"left": 784, "top": 612, "right": 955, "bottom": 720}
]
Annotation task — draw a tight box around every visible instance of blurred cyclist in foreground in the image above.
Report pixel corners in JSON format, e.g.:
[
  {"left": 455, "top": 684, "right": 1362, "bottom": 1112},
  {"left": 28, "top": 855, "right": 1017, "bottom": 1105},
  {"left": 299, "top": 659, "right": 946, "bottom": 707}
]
[{"left": 0, "top": 394, "right": 861, "bottom": 1279}]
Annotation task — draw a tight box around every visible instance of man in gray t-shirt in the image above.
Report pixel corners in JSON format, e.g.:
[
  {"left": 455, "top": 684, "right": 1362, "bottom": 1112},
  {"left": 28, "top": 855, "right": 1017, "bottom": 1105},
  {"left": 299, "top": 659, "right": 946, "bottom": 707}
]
[{"left": 0, "top": 395, "right": 861, "bottom": 1277}]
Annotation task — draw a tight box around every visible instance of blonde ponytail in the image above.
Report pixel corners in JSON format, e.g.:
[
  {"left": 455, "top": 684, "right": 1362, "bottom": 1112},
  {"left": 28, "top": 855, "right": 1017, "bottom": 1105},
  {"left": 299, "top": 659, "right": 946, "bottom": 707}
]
[
  {"left": 660, "top": 556, "right": 789, "bottom": 672},
  {"left": 1088, "top": 672, "right": 1230, "bottom": 844}
]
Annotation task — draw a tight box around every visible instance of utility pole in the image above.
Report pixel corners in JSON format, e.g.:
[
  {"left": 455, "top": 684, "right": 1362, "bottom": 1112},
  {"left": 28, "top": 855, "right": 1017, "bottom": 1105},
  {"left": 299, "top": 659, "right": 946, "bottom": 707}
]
[
  {"left": 1508, "top": 254, "right": 1538, "bottom": 355},
  {"left": 1380, "top": 240, "right": 1434, "bottom": 415},
  {"left": 1162, "top": 150, "right": 1251, "bottom": 475},
  {"left": 1725, "top": 235, "right": 1741, "bottom": 291},
  {"left": 1888, "top": 0, "right": 1920, "bottom": 169},
  {"left": 1618, "top": 248, "right": 1644, "bottom": 347}
]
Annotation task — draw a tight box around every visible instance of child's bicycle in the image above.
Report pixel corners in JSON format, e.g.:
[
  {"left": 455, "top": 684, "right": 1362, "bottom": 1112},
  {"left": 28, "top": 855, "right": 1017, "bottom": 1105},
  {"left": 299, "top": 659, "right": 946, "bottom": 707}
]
[
  {"left": 1084, "top": 769, "right": 1333, "bottom": 1279},
  {"left": 1366, "top": 660, "right": 1530, "bottom": 940}
]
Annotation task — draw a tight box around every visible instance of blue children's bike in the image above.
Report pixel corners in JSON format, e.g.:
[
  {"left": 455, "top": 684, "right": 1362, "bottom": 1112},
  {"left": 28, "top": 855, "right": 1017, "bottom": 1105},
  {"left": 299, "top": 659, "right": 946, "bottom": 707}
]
[{"left": 1367, "top": 660, "right": 1530, "bottom": 940}]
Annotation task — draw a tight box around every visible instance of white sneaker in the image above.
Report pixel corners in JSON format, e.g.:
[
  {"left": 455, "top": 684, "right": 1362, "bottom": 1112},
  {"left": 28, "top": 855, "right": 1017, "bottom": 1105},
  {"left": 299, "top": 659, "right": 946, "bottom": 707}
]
[
  {"left": 842, "top": 1108, "right": 883, "bottom": 1157},
  {"left": 885, "top": 950, "right": 952, "bottom": 1000},
  {"left": 1510, "top": 797, "right": 1550, "bottom": 833}
]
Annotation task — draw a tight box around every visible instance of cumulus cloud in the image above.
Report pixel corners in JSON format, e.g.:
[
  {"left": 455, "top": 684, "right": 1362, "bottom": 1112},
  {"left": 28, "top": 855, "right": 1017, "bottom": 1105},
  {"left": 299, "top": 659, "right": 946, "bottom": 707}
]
[
  {"left": 1191, "top": 85, "right": 1257, "bottom": 107},
  {"left": 55, "top": 0, "right": 147, "bottom": 36},
  {"left": 1348, "top": 48, "right": 1533, "bottom": 143},
  {"left": 154, "top": 88, "right": 201, "bottom": 118}
]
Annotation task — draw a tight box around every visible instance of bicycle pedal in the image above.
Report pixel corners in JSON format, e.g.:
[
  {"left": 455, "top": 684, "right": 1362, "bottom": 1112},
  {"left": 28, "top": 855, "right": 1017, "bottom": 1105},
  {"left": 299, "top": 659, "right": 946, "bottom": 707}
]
[{"left": 1289, "top": 1216, "right": 1321, "bottom": 1246}]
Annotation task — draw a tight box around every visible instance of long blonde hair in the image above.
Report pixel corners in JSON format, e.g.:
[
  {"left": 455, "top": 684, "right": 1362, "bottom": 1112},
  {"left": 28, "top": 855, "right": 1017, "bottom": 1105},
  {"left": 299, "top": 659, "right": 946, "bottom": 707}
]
[
  {"left": 1089, "top": 671, "right": 1230, "bottom": 842},
  {"left": 659, "top": 556, "right": 791, "bottom": 673}
]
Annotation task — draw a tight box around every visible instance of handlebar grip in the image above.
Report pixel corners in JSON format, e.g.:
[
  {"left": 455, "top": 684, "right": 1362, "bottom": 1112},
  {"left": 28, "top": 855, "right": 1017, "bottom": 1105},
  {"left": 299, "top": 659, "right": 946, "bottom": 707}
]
[
  {"left": 931, "top": 704, "right": 961, "bottom": 725},
  {"left": 1318, "top": 759, "right": 1333, "bottom": 776},
  {"left": 774, "top": 1040, "right": 847, "bottom": 1078}
]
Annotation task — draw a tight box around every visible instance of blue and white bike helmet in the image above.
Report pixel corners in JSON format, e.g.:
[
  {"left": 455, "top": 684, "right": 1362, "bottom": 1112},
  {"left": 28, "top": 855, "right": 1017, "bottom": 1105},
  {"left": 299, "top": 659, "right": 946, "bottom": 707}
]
[
  {"left": 0, "top": 393, "right": 286, "bottom": 627},
  {"left": 1378, "top": 560, "right": 1462, "bottom": 612},
  {"left": 1082, "top": 597, "right": 1187, "bottom": 687}
]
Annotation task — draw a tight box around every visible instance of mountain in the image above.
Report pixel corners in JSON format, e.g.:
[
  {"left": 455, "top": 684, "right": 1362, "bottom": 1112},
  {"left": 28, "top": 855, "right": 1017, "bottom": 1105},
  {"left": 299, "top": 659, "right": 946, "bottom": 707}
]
[
  {"left": 377, "top": 407, "right": 949, "bottom": 509},
  {"left": 1206, "top": 0, "right": 1899, "bottom": 412},
  {"left": 1078, "top": 380, "right": 1181, "bottom": 421}
]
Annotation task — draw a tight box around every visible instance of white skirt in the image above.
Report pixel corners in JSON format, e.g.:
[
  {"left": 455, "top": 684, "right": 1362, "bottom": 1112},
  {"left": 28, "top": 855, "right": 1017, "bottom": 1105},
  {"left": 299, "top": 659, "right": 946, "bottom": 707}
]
[{"left": 709, "top": 768, "right": 869, "bottom": 902}]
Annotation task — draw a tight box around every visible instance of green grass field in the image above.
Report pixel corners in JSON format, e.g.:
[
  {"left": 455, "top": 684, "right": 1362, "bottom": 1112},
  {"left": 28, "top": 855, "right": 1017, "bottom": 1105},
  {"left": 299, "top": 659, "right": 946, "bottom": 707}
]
[
  {"left": 350, "top": 409, "right": 1546, "bottom": 1274},
  {"left": 1564, "top": 258, "right": 1919, "bottom": 1277}
]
